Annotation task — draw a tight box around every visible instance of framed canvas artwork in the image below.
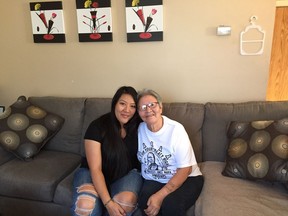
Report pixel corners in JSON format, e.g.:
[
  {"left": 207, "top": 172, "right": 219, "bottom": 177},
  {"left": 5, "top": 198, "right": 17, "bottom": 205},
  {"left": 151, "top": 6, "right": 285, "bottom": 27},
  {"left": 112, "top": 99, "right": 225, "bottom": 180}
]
[
  {"left": 30, "top": 1, "right": 66, "bottom": 43},
  {"left": 76, "top": 0, "right": 113, "bottom": 42},
  {"left": 125, "top": 0, "right": 163, "bottom": 42}
]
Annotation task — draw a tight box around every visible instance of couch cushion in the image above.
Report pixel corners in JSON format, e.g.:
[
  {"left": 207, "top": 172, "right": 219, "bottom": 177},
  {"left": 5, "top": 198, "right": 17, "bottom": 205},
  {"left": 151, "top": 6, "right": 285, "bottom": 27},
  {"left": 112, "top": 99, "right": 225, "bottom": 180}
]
[
  {"left": 54, "top": 168, "right": 78, "bottom": 206},
  {"left": 0, "top": 96, "right": 64, "bottom": 160},
  {"left": 203, "top": 101, "right": 288, "bottom": 162},
  {"left": 0, "top": 147, "right": 14, "bottom": 165},
  {"left": 222, "top": 118, "right": 288, "bottom": 182},
  {"left": 195, "top": 161, "right": 288, "bottom": 216},
  {"left": 81, "top": 98, "right": 112, "bottom": 156},
  {"left": 162, "top": 103, "right": 205, "bottom": 162},
  {"left": 284, "top": 182, "right": 288, "bottom": 191},
  {"left": 0, "top": 150, "right": 81, "bottom": 202},
  {"left": 29, "top": 97, "right": 86, "bottom": 154},
  {"left": 0, "top": 196, "right": 71, "bottom": 216}
]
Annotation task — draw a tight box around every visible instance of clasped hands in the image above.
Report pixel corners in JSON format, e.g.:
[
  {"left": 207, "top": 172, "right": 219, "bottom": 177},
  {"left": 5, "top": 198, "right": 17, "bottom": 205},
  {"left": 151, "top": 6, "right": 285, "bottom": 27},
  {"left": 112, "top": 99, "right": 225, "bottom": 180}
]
[
  {"left": 144, "top": 193, "right": 163, "bottom": 216},
  {"left": 106, "top": 200, "right": 126, "bottom": 216}
]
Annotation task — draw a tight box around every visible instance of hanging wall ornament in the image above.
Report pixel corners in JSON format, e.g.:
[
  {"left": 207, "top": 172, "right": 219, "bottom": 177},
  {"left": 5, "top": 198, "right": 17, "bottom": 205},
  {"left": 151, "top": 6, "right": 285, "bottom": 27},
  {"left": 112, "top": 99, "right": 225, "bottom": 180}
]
[
  {"left": 30, "top": 1, "right": 66, "bottom": 43},
  {"left": 125, "top": 0, "right": 163, "bottom": 42},
  {"left": 240, "top": 16, "right": 266, "bottom": 56},
  {"left": 76, "top": 0, "right": 113, "bottom": 42}
]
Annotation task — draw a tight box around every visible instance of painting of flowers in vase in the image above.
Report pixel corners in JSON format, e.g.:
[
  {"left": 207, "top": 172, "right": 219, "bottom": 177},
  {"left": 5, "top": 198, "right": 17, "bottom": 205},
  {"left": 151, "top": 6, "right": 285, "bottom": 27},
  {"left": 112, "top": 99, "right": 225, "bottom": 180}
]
[
  {"left": 125, "top": 0, "right": 163, "bottom": 42},
  {"left": 76, "top": 0, "right": 112, "bottom": 42},
  {"left": 30, "top": 1, "right": 66, "bottom": 43}
]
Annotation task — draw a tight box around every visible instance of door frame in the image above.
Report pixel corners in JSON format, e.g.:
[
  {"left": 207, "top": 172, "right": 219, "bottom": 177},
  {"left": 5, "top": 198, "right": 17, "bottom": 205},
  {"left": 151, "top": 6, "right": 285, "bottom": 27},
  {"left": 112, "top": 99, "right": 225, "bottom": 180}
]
[
  {"left": 266, "top": 3, "right": 288, "bottom": 100},
  {"left": 276, "top": 0, "right": 288, "bottom": 7}
]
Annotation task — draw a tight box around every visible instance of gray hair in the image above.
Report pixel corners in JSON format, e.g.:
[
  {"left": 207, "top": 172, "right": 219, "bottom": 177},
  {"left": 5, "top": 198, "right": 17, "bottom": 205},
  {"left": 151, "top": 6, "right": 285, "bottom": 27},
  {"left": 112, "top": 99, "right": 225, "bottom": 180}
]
[{"left": 137, "top": 89, "right": 163, "bottom": 107}]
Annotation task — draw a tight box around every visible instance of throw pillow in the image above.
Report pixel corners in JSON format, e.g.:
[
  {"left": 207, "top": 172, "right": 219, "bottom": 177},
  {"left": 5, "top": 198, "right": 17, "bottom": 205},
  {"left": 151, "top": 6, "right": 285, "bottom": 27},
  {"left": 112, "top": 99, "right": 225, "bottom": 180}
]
[
  {"left": 222, "top": 119, "right": 288, "bottom": 183},
  {"left": 284, "top": 182, "right": 288, "bottom": 191},
  {"left": 0, "top": 96, "right": 64, "bottom": 161}
]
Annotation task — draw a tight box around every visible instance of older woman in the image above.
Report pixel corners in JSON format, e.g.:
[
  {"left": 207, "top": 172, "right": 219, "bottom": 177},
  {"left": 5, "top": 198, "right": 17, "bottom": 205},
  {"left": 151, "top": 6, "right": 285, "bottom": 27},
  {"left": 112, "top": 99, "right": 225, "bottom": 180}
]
[{"left": 137, "top": 89, "right": 204, "bottom": 216}]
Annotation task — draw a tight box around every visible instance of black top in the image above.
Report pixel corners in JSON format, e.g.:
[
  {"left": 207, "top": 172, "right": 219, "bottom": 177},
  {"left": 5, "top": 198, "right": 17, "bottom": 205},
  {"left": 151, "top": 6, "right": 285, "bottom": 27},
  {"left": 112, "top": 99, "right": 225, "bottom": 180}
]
[{"left": 83, "top": 113, "right": 140, "bottom": 184}]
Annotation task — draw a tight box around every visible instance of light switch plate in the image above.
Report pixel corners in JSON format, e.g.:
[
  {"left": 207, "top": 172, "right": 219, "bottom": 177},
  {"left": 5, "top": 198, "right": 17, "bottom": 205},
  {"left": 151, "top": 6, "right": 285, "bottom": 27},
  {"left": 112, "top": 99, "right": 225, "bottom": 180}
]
[{"left": 217, "top": 26, "right": 231, "bottom": 36}]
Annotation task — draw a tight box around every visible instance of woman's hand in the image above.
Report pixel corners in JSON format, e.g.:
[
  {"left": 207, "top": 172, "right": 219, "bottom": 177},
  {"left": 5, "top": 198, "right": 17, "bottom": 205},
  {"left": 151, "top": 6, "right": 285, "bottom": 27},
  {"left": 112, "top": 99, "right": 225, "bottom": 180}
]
[
  {"left": 106, "top": 200, "right": 126, "bottom": 216},
  {"left": 144, "top": 167, "right": 192, "bottom": 216},
  {"left": 144, "top": 193, "right": 163, "bottom": 216}
]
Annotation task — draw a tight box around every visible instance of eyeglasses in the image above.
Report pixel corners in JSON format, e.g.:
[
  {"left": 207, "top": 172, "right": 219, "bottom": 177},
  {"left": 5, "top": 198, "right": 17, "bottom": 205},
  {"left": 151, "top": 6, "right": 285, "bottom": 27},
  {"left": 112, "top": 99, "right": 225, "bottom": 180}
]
[{"left": 138, "top": 102, "right": 159, "bottom": 111}]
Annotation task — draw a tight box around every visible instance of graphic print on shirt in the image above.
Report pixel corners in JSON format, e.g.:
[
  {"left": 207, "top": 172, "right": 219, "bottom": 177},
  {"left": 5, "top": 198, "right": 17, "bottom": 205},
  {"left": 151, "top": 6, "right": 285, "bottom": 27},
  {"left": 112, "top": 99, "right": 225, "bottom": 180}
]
[{"left": 138, "top": 141, "right": 176, "bottom": 179}]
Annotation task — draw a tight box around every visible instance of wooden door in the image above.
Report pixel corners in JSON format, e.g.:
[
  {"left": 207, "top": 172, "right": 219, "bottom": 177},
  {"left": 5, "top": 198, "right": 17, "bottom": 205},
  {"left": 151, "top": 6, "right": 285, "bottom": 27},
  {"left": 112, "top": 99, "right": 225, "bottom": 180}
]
[{"left": 266, "top": 6, "right": 288, "bottom": 101}]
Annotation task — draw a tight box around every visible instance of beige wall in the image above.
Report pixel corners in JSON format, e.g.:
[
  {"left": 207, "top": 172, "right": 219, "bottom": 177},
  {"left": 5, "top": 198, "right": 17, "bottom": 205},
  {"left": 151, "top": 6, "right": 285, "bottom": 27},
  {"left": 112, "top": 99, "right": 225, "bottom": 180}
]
[{"left": 0, "top": 0, "right": 276, "bottom": 107}]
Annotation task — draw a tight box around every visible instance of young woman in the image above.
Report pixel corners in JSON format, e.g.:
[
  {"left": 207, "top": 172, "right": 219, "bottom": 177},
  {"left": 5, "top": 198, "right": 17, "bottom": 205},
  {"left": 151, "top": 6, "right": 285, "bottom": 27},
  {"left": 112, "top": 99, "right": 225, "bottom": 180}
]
[
  {"left": 137, "top": 89, "right": 204, "bottom": 216},
  {"left": 71, "top": 86, "right": 143, "bottom": 216}
]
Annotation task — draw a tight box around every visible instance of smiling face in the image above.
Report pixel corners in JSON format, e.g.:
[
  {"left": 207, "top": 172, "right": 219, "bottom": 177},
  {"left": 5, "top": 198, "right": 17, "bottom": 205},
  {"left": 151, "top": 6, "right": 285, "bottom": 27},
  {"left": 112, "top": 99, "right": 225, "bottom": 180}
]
[
  {"left": 114, "top": 93, "right": 137, "bottom": 127},
  {"left": 138, "top": 95, "right": 163, "bottom": 131}
]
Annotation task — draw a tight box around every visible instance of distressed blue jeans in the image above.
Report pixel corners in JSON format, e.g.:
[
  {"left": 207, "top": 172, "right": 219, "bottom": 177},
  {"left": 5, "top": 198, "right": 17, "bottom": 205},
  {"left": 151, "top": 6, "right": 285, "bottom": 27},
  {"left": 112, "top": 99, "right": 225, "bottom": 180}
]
[{"left": 71, "top": 168, "right": 143, "bottom": 216}]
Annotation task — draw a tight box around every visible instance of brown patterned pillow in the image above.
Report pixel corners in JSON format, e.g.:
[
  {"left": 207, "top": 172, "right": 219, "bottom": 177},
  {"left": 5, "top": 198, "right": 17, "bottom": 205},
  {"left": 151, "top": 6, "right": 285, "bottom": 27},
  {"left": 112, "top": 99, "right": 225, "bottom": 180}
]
[
  {"left": 0, "top": 96, "right": 64, "bottom": 161},
  {"left": 284, "top": 182, "right": 288, "bottom": 191},
  {"left": 222, "top": 119, "right": 288, "bottom": 183}
]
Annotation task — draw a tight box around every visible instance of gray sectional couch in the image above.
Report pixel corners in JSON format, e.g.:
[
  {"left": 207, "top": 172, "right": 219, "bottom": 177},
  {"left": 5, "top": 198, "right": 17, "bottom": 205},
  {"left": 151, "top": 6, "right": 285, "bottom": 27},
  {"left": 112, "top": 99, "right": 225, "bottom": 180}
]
[{"left": 0, "top": 97, "right": 287, "bottom": 216}]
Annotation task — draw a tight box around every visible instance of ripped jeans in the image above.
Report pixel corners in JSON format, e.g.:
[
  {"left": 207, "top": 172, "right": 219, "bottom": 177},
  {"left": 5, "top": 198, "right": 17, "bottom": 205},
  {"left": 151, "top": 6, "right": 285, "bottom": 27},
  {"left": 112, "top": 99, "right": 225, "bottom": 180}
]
[{"left": 71, "top": 168, "right": 143, "bottom": 216}]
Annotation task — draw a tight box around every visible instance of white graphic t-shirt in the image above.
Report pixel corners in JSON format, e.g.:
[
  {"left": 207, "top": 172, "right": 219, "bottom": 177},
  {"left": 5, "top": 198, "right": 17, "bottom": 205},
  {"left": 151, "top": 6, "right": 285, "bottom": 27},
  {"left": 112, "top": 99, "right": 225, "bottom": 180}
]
[{"left": 137, "top": 116, "right": 202, "bottom": 183}]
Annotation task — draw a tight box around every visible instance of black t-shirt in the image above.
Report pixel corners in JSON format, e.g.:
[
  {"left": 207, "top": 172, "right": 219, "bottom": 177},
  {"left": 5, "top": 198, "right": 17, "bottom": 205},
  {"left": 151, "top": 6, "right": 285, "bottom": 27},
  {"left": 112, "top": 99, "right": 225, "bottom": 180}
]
[{"left": 83, "top": 113, "right": 140, "bottom": 183}]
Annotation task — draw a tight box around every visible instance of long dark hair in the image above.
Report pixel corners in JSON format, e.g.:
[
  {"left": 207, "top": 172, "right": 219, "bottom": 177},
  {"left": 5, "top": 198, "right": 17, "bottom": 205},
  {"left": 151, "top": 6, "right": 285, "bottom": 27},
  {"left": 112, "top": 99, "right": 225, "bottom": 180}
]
[{"left": 101, "top": 86, "right": 140, "bottom": 183}]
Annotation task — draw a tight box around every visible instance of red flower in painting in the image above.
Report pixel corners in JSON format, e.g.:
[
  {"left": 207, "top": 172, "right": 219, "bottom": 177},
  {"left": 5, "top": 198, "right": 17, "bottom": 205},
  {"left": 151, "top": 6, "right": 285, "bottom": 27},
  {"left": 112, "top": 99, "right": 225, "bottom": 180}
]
[
  {"left": 92, "top": 2, "right": 99, "bottom": 8},
  {"left": 151, "top": 9, "right": 157, "bottom": 16}
]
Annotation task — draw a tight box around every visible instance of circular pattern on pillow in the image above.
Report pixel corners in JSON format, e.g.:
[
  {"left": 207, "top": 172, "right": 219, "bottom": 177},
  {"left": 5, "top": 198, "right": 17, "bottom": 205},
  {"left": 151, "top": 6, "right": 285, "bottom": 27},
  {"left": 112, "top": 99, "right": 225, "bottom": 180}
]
[
  {"left": 0, "top": 107, "right": 11, "bottom": 119},
  {"left": 247, "top": 153, "right": 269, "bottom": 178},
  {"left": 271, "top": 160, "right": 288, "bottom": 182},
  {"left": 249, "top": 130, "right": 270, "bottom": 152},
  {"left": 7, "top": 113, "right": 30, "bottom": 131},
  {"left": 228, "top": 138, "right": 247, "bottom": 158},
  {"left": 0, "top": 131, "right": 20, "bottom": 150},
  {"left": 26, "top": 124, "right": 48, "bottom": 143},
  {"left": 223, "top": 118, "right": 288, "bottom": 183},
  {"left": 251, "top": 120, "right": 273, "bottom": 129},
  {"left": 44, "top": 114, "right": 64, "bottom": 130},
  {"left": 0, "top": 96, "right": 64, "bottom": 161},
  {"left": 17, "top": 142, "right": 38, "bottom": 159},
  {"left": 271, "top": 135, "right": 288, "bottom": 159},
  {"left": 27, "top": 106, "right": 47, "bottom": 119},
  {"left": 274, "top": 118, "right": 288, "bottom": 133}
]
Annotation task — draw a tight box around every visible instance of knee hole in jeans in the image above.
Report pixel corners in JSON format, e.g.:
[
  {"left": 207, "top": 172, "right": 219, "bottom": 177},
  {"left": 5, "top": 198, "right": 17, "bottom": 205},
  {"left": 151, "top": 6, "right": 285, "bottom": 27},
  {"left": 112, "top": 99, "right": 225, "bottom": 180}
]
[
  {"left": 76, "top": 184, "right": 98, "bottom": 196},
  {"left": 113, "top": 191, "right": 138, "bottom": 213},
  {"left": 75, "top": 195, "right": 96, "bottom": 216},
  {"left": 74, "top": 184, "right": 98, "bottom": 216}
]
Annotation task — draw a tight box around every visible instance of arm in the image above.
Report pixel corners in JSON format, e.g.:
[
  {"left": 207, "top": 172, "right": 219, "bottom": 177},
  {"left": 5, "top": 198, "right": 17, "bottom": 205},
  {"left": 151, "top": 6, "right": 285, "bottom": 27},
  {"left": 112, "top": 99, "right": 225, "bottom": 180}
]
[
  {"left": 85, "top": 139, "right": 126, "bottom": 216},
  {"left": 144, "top": 166, "right": 192, "bottom": 216}
]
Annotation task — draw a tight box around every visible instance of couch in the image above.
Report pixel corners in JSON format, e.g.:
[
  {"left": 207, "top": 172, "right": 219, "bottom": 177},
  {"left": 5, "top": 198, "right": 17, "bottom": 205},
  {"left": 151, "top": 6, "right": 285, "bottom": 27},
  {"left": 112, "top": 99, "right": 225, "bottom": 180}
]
[{"left": 0, "top": 96, "right": 287, "bottom": 216}]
